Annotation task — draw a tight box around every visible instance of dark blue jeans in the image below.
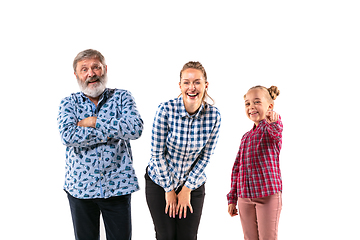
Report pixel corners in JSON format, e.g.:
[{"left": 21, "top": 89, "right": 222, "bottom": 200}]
[{"left": 67, "top": 192, "right": 132, "bottom": 240}]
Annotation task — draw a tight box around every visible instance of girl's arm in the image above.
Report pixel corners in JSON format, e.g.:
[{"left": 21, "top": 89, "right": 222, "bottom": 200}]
[
  {"left": 264, "top": 111, "right": 283, "bottom": 142},
  {"left": 227, "top": 147, "right": 241, "bottom": 205},
  {"left": 228, "top": 204, "right": 238, "bottom": 217}
]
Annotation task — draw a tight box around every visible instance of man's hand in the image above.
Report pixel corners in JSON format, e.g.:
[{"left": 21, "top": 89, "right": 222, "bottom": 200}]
[
  {"left": 77, "top": 117, "right": 97, "bottom": 128},
  {"left": 165, "top": 190, "right": 177, "bottom": 218},
  {"left": 228, "top": 204, "right": 238, "bottom": 217},
  {"left": 176, "top": 186, "right": 193, "bottom": 219}
]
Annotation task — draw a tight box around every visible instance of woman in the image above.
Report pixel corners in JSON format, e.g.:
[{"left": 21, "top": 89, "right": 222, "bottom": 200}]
[{"left": 145, "top": 61, "right": 221, "bottom": 240}]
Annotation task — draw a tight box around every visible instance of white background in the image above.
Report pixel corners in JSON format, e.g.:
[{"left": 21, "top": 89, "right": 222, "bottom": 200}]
[{"left": 2, "top": 1, "right": 359, "bottom": 239}]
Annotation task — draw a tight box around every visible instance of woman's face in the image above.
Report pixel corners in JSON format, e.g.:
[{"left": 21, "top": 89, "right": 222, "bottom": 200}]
[{"left": 179, "top": 68, "right": 208, "bottom": 114}]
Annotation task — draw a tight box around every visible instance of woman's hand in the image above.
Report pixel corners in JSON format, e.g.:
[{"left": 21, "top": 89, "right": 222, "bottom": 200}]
[
  {"left": 177, "top": 186, "right": 193, "bottom": 219},
  {"left": 228, "top": 204, "right": 238, "bottom": 217},
  {"left": 165, "top": 190, "right": 177, "bottom": 218},
  {"left": 265, "top": 110, "right": 279, "bottom": 124}
]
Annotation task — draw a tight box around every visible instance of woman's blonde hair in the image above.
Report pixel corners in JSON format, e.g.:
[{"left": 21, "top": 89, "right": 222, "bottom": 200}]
[
  {"left": 179, "top": 61, "right": 214, "bottom": 105},
  {"left": 244, "top": 85, "right": 280, "bottom": 103}
]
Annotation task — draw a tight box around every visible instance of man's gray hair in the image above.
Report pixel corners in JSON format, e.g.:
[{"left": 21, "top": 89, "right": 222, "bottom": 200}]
[{"left": 73, "top": 49, "right": 106, "bottom": 72}]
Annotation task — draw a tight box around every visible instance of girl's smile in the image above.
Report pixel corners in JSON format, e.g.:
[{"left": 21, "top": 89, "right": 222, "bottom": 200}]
[{"left": 245, "top": 88, "right": 273, "bottom": 126}]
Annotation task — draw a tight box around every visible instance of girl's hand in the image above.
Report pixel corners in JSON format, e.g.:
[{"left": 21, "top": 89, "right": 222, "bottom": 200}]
[
  {"left": 176, "top": 186, "right": 193, "bottom": 219},
  {"left": 228, "top": 204, "right": 238, "bottom": 217},
  {"left": 265, "top": 110, "right": 279, "bottom": 124},
  {"left": 165, "top": 190, "right": 177, "bottom": 218}
]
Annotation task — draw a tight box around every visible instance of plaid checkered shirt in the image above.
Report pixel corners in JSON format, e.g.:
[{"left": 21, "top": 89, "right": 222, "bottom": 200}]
[
  {"left": 147, "top": 96, "right": 221, "bottom": 192},
  {"left": 227, "top": 118, "right": 283, "bottom": 204}
]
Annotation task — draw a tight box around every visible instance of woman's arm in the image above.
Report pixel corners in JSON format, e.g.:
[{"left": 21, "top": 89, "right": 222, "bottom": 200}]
[
  {"left": 176, "top": 111, "right": 221, "bottom": 219},
  {"left": 176, "top": 186, "right": 193, "bottom": 219},
  {"left": 149, "top": 104, "right": 174, "bottom": 192},
  {"left": 184, "top": 111, "right": 221, "bottom": 190}
]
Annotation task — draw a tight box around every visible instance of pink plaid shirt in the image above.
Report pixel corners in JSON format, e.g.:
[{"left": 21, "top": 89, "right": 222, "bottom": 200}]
[{"left": 227, "top": 118, "right": 283, "bottom": 204}]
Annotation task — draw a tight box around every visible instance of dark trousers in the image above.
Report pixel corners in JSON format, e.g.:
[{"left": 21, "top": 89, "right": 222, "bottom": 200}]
[
  {"left": 145, "top": 172, "right": 205, "bottom": 240},
  {"left": 67, "top": 192, "right": 132, "bottom": 240}
]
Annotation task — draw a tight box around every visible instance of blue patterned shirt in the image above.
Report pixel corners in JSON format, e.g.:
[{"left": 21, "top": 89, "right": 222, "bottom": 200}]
[
  {"left": 58, "top": 88, "right": 143, "bottom": 199},
  {"left": 147, "top": 97, "right": 221, "bottom": 192}
]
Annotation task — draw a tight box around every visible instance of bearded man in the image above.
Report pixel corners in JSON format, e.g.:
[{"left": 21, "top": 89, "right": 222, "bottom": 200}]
[{"left": 57, "top": 49, "right": 143, "bottom": 240}]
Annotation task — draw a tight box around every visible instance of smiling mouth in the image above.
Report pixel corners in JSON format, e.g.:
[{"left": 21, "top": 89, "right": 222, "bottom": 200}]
[
  {"left": 87, "top": 77, "right": 100, "bottom": 85},
  {"left": 249, "top": 112, "right": 258, "bottom": 116},
  {"left": 187, "top": 93, "right": 198, "bottom": 97}
]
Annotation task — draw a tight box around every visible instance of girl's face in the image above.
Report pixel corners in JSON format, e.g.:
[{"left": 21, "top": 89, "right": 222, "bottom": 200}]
[
  {"left": 244, "top": 88, "right": 273, "bottom": 126},
  {"left": 179, "top": 68, "right": 208, "bottom": 114}
]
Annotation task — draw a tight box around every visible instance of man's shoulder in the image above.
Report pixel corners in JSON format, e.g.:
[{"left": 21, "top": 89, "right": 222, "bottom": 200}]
[
  {"left": 108, "top": 88, "right": 133, "bottom": 98},
  {"left": 60, "top": 92, "right": 82, "bottom": 105}
]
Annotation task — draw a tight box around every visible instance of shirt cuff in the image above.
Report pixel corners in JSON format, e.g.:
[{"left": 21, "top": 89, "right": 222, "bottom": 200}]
[
  {"left": 95, "top": 117, "right": 112, "bottom": 137},
  {"left": 164, "top": 185, "right": 175, "bottom": 193}
]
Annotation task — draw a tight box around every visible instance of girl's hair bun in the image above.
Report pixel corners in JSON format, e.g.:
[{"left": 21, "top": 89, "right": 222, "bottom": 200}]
[{"left": 267, "top": 86, "right": 280, "bottom": 100}]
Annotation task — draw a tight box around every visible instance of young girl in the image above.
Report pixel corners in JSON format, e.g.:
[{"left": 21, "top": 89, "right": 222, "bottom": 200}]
[{"left": 227, "top": 85, "right": 283, "bottom": 240}]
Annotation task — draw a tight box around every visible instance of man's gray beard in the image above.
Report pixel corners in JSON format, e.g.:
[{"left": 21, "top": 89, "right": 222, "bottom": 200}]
[{"left": 77, "top": 73, "right": 108, "bottom": 98}]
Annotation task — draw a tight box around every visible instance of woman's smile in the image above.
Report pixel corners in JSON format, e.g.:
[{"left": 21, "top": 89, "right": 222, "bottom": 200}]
[{"left": 179, "top": 68, "right": 208, "bottom": 114}]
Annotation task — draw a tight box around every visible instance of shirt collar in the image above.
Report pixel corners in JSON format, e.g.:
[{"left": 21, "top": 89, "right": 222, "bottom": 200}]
[
  {"left": 177, "top": 96, "right": 205, "bottom": 119},
  {"left": 252, "top": 119, "right": 266, "bottom": 131}
]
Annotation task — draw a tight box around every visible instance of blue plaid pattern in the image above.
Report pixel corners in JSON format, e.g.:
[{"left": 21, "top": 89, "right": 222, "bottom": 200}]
[
  {"left": 58, "top": 89, "right": 143, "bottom": 199},
  {"left": 147, "top": 97, "right": 221, "bottom": 192}
]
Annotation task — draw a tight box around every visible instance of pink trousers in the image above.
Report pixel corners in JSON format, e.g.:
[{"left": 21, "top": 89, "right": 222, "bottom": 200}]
[{"left": 238, "top": 191, "right": 282, "bottom": 240}]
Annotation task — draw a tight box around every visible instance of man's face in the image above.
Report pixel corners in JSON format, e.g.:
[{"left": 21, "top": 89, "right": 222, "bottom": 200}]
[{"left": 75, "top": 57, "right": 108, "bottom": 98}]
